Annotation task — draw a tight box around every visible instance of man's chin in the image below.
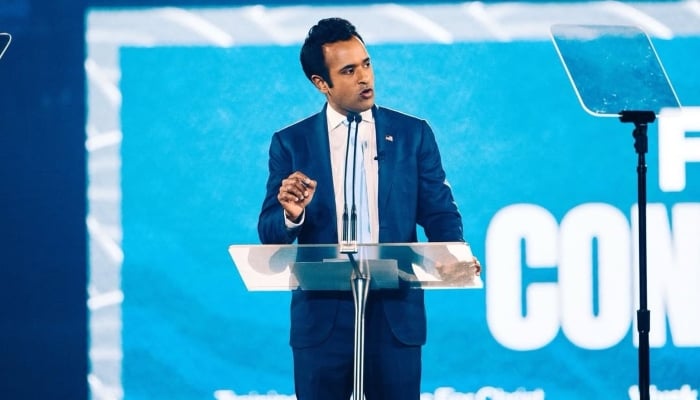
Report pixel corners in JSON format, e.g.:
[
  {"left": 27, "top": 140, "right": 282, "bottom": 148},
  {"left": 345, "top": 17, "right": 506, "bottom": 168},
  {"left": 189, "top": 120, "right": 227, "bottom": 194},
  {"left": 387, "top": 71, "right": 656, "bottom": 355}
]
[{"left": 356, "top": 99, "right": 375, "bottom": 112}]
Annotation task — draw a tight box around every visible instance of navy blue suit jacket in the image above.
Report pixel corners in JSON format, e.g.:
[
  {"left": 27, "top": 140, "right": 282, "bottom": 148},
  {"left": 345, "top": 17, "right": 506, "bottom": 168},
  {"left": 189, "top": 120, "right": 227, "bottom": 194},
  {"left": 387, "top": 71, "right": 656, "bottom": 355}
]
[{"left": 258, "top": 104, "right": 463, "bottom": 348}]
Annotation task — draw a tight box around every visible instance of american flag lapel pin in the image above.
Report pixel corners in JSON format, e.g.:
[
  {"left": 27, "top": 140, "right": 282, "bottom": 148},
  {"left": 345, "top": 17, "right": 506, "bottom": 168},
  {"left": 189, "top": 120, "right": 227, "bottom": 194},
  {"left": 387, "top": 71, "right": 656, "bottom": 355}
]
[{"left": 385, "top": 134, "right": 393, "bottom": 142}]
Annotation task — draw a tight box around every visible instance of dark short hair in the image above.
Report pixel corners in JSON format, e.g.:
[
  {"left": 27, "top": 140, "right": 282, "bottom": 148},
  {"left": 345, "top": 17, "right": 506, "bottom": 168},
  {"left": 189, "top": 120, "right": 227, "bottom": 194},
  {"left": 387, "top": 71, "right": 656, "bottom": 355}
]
[{"left": 300, "top": 18, "right": 364, "bottom": 87}]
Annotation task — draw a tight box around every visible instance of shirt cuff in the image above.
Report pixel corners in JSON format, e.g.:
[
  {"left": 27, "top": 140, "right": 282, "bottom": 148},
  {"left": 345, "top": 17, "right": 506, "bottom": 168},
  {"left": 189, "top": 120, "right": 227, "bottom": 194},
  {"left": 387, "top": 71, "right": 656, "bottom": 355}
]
[{"left": 284, "top": 209, "right": 305, "bottom": 229}]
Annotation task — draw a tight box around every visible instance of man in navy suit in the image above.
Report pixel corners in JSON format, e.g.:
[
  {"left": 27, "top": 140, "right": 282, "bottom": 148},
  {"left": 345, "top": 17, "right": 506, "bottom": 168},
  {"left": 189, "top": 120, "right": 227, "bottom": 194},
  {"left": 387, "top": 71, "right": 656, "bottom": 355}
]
[{"left": 258, "top": 17, "right": 479, "bottom": 399}]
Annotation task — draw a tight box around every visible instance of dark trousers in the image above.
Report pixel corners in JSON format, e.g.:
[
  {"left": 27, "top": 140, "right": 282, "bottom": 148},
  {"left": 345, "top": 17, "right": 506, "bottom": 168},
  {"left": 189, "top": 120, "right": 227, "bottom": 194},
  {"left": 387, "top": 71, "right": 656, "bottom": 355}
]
[{"left": 292, "top": 298, "right": 422, "bottom": 400}]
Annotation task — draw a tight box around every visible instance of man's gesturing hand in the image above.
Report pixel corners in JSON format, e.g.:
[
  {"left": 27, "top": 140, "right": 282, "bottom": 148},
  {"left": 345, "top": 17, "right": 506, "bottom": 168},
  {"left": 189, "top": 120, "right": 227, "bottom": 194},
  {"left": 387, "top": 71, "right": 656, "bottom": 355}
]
[{"left": 278, "top": 171, "right": 317, "bottom": 222}]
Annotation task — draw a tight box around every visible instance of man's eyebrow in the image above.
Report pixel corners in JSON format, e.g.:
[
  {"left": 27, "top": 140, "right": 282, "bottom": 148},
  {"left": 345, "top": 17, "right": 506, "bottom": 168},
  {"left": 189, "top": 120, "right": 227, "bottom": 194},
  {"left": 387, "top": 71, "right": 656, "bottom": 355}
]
[{"left": 339, "top": 57, "right": 370, "bottom": 71}]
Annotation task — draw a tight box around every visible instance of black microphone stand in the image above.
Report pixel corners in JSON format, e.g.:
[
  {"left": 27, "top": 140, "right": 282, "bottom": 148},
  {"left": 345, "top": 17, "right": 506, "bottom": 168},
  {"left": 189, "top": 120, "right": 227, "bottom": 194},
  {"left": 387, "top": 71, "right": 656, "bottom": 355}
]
[
  {"left": 619, "top": 110, "right": 655, "bottom": 400},
  {"left": 339, "top": 112, "right": 369, "bottom": 400}
]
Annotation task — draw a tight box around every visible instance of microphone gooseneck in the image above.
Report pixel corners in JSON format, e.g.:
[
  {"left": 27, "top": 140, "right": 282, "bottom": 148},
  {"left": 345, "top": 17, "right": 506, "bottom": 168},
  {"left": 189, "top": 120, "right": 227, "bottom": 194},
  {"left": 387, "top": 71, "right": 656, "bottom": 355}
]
[
  {"left": 342, "top": 114, "right": 353, "bottom": 243},
  {"left": 342, "top": 112, "right": 362, "bottom": 249},
  {"left": 349, "top": 112, "right": 361, "bottom": 243}
]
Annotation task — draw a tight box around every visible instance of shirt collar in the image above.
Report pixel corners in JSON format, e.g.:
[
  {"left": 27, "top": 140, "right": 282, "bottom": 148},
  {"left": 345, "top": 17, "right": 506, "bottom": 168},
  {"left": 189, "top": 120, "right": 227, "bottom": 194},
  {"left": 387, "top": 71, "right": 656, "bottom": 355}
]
[
  {"left": 327, "top": 105, "right": 347, "bottom": 132},
  {"left": 359, "top": 109, "right": 374, "bottom": 124},
  {"left": 326, "top": 105, "right": 375, "bottom": 132}
]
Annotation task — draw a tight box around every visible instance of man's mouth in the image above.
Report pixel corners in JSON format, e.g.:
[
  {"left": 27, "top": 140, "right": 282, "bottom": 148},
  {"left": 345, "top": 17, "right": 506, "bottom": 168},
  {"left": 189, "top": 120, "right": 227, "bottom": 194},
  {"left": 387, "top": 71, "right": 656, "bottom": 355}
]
[{"left": 360, "top": 88, "right": 374, "bottom": 99}]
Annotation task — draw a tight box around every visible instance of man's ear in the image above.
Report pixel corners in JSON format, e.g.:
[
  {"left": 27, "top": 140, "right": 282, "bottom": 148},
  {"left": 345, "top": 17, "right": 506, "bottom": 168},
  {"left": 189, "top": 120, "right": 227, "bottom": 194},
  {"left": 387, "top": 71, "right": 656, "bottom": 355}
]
[{"left": 311, "top": 75, "right": 329, "bottom": 93}]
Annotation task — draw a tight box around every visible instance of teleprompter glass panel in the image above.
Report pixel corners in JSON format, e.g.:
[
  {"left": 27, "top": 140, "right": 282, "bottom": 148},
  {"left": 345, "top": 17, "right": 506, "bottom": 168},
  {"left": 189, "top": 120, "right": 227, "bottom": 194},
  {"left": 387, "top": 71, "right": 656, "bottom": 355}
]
[{"left": 550, "top": 24, "right": 680, "bottom": 117}]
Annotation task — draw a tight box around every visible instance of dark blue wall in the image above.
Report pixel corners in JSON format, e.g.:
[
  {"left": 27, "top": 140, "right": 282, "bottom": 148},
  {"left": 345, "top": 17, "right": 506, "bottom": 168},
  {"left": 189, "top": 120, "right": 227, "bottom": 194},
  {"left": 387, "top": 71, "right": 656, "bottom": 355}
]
[
  {"left": 0, "top": 1, "right": 686, "bottom": 398},
  {"left": 0, "top": 1, "right": 87, "bottom": 398}
]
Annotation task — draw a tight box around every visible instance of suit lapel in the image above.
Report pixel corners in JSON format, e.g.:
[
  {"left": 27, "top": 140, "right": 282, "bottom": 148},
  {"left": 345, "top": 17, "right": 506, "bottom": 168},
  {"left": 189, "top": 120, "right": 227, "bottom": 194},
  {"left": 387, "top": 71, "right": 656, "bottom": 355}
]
[
  {"left": 306, "top": 105, "right": 339, "bottom": 240},
  {"left": 373, "top": 106, "right": 396, "bottom": 213}
]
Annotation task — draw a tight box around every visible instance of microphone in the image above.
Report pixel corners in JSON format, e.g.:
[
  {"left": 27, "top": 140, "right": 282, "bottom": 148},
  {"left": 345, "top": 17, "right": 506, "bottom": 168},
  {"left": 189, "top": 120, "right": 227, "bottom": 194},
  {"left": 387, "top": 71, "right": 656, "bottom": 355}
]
[
  {"left": 341, "top": 112, "right": 362, "bottom": 253},
  {"left": 349, "top": 113, "right": 362, "bottom": 244}
]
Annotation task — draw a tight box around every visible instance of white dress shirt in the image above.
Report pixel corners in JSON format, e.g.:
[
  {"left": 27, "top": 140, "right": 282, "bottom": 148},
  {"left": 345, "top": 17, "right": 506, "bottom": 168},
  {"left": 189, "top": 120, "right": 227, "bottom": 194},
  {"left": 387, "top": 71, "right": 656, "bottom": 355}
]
[{"left": 327, "top": 106, "right": 378, "bottom": 244}]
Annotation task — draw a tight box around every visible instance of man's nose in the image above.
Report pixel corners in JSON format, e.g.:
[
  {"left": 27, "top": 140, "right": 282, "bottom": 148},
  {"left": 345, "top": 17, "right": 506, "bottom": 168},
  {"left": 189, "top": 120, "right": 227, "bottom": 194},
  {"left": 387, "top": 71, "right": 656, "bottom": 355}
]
[{"left": 357, "top": 67, "right": 371, "bottom": 83}]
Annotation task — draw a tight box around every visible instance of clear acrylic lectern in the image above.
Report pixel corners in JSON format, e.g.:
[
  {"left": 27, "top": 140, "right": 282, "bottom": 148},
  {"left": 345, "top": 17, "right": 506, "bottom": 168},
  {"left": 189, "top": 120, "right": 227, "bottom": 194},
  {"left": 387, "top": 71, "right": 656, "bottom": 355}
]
[
  {"left": 229, "top": 242, "right": 482, "bottom": 399},
  {"left": 550, "top": 24, "right": 682, "bottom": 400}
]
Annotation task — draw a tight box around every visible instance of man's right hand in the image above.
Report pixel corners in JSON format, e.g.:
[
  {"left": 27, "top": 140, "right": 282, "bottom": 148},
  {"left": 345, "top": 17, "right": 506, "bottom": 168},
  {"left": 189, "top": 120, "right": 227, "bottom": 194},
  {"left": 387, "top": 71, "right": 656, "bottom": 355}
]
[{"left": 277, "top": 171, "right": 317, "bottom": 222}]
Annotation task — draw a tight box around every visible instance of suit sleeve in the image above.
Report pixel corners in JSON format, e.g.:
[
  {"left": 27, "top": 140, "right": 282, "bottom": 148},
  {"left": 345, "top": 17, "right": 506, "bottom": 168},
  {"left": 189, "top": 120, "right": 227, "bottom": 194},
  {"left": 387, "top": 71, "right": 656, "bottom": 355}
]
[
  {"left": 416, "top": 120, "right": 464, "bottom": 242},
  {"left": 257, "top": 131, "right": 300, "bottom": 244}
]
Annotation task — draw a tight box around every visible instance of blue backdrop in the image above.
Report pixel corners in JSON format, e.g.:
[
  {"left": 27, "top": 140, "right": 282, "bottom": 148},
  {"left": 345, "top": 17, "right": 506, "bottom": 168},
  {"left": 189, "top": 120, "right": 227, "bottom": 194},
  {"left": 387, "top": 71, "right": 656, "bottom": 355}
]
[{"left": 114, "top": 34, "right": 700, "bottom": 399}]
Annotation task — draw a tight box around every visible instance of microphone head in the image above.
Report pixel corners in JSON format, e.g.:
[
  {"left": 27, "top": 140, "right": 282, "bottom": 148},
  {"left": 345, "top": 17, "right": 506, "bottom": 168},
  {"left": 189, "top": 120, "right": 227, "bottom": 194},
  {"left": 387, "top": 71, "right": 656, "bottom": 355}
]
[{"left": 347, "top": 112, "right": 361, "bottom": 123}]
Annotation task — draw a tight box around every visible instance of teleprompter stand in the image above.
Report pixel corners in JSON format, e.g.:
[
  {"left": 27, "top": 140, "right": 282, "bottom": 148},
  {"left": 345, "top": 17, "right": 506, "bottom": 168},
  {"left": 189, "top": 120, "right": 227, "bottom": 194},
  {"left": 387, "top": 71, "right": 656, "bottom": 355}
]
[
  {"left": 551, "top": 24, "right": 682, "bottom": 400},
  {"left": 229, "top": 242, "right": 482, "bottom": 400},
  {"left": 620, "top": 110, "right": 655, "bottom": 399}
]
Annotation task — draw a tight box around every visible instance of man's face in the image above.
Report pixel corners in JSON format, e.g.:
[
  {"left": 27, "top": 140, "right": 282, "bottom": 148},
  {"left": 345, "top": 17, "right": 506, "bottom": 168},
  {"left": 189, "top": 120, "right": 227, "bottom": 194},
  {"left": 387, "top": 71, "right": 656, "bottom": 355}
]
[{"left": 315, "top": 36, "right": 375, "bottom": 115}]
